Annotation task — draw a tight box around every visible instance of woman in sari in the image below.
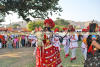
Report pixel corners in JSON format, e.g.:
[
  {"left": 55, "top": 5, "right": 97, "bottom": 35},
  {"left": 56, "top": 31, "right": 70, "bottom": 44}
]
[{"left": 84, "top": 23, "right": 100, "bottom": 67}]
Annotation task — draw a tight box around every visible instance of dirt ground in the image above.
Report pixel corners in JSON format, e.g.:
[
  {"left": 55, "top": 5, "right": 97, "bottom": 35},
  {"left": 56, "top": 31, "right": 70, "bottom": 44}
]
[
  {"left": 0, "top": 47, "right": 35, "bottom": 67},
  {"left": 0, "top": 45, "right": 84, "bottom": 67}
]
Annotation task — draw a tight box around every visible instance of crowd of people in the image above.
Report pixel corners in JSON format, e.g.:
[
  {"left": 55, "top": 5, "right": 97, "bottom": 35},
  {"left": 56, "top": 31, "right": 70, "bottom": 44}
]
[
  {"left": 0, "top": 18, "right": 100, "bottom": 67},
  {"left": 33, "top": 19, "right": 100, "bottom": 67},
  {"left": 0, "top": 34, "right": 37, "bottom": 49}
]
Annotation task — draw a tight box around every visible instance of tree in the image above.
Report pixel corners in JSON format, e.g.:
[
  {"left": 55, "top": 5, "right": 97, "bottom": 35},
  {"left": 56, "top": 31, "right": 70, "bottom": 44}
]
[
  {"left": 0, "top": 19, "right": 4, "bottom": 22},
  {"left": 53, "top": 25, "right": 64, "bottom": 31},
  {"left": 0, "top": 0, "right": 62, "bottom": 21},
  {"left": 27, "top": 20, "right": 43, "bottom": 31},
  {"left": 55, "top": 18, "right": 70, "bottom": 27},
  {"left": 0, "top": 12, "right": 4, "bottom": 22}
]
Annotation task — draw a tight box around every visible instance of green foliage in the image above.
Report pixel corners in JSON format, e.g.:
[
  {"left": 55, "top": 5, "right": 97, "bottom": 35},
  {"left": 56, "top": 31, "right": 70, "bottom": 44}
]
[
  {"left": 27, "top": 18, "right": 70, "bottom": 31},
  {"left": 51, "top": 18, "right": 70, "bottom": 31},
  {"left": 0, "top": 19, "right": 4, "bottom": 22},
  {"left": 27, "top": 20, "right": 44, "bottom": 31},
  {"left": 52, "top": 25, "right": 64, "bottom": 31},
  {"left": 0, "top": 12, "right": 4, "bottom": 22},
  {"left": 0, "top": 0, "right": 62, "bottom": 21},
  {"left": 55, "top": 18, "right": 70, "bottom": 27}
]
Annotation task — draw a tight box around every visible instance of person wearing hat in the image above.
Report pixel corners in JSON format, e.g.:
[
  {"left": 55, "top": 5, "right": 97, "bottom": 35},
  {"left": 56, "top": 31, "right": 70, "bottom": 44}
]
[
  {"left": 35, "top": 18, "right": 62, "bottom": 67},
  {"left": 68, "top": 25, "right": 78, "bottom": 62},
  {"left": 62, "top": 28, "right": 70, "bottom": 58},
  {"left": 52, "top": 28, "right": 61, "bottom": 51}
]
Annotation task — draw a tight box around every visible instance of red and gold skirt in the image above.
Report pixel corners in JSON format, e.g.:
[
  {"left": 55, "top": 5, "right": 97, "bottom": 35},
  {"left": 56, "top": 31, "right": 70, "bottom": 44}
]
[{"left": 36, "top": 45, "right": 62, "bottom": 67}]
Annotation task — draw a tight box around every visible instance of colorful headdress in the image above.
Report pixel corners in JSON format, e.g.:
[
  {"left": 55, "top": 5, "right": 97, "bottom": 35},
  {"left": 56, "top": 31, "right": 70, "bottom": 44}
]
[
  {"left": 44, "top": 18, "right": 55, "bottom": 28},
  {"left": 68, "top": 25, "right": 75, "bottom": 32}
]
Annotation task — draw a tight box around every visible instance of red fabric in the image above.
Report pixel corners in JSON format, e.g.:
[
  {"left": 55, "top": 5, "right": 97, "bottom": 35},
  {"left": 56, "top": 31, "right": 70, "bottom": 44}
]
[
  {"left": 36, "top": 47, "right": 41, "bottom": 67},
  {"left": 71, "top": 28, "right": 75, "bottom": 31},
  {"left": 41, "top": 46, "right": 44, "bottom": 67},
  {"left": 0, "top": 35, "right": 5, "bottom": 44},
  {"left": 87, "top": 25, "right": 90, "bottom": 30},
  {"left": 63, "top": 28, "right": 68, "bottom": 31},
  {"left": 54, "top": 28, "right": 59, "bottom": 32},
  {"left": 41, "top": 46, "right": 62, "bottom": 67},
  {"left": 43, "top": 34, "right": 47, "bottom": 45},
  {"left": 44, "top": 34, "right": 47, "bottom": 39},
  {"left": 36, "top": 33, "right": 62, "bottom": 67},
  {"left": 88, "top": 45, "right": 96, "bottom": 55},
  {"left": 65, "top": 54, "right": 69, "bottom": 58},
  {"left": 71, "top": 57, "right": 76, "bottom": 61},
  {"left": 82, "top": 29, "right": 88, "bottom": 32},
  {"left": 44, "top": 18, "right": 55, "bottom": 28},
  {"left": 43, "top": 40, "right": 46, "bottom": 45},
  {"left": 88, "top": 45, "right": 93, "bottom": 53},
  {"left": 68, "top": 25, "right": 75, "bottom": 32}
]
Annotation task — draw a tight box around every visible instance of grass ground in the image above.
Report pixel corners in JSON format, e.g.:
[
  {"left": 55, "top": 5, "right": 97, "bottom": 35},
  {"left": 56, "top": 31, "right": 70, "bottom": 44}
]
[{"left": 0, "top": 41, "right": 84, "bottom": 67}]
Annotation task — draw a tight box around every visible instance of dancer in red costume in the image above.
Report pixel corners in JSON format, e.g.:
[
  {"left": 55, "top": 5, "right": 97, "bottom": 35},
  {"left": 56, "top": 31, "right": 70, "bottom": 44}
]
[{"left": 35, "top": 19, "right": 62, "bottom": 67}]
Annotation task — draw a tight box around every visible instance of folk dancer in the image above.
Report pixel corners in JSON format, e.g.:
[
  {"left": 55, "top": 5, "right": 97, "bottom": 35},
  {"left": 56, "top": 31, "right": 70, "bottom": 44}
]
[
  {"left": 69, "top": 33, "right": 78, "bottom": 62},
  {"left": 62, "top": 33, "right": 70, "bottom": 58}
]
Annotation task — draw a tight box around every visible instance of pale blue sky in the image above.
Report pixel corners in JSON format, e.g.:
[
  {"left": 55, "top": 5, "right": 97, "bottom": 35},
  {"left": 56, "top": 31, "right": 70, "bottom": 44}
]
[
  {"left": 4, "top": 0, "right": 100, "bottom": 24},
  {"left": 57, "top": 0, "right": 100, "bottom": 21}
]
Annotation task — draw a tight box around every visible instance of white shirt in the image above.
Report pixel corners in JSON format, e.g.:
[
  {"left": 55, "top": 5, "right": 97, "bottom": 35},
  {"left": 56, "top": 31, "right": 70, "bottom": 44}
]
[
  {"left": 69, "top": 34, "right": 78, "bottom": 48},
  {"left": 52, "top": 36, "right": 60, "bottom": 51}
]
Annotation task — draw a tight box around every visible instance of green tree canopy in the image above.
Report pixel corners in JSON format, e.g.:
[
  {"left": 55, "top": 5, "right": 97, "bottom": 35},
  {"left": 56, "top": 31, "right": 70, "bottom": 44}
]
[
  {"left": 27, "top": 20, "right": 43, "bottom": 31},
  {"left": 55, "top": 18, "right": 70, "bottom": 27},
  {"left": 27, "top": 18, "right": 70, "bottom": 31},
  {"left": 53, "top": 25, "right": 64, "bottom": 31},
  {"left": 0, "top": 0, "right": 62, "bottom": 21}
]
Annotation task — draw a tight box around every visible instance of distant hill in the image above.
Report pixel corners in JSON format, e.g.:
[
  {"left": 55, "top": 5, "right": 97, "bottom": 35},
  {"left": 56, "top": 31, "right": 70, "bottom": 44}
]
[
  {"left": 2, "top": 20, "right": 100, "bottom": 29},
  {"left": 67, "top": 20, "right": 100, "bottom": 29}
]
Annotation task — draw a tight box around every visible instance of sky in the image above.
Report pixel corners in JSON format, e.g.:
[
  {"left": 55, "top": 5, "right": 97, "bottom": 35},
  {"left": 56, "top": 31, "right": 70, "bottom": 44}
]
[
  {"left": 4, "top": 12, "right": 23, "bottom": 24},
  {"left": 57, "top": 0, "right": 100, "bottom": 22},
  {"left": 3, "top": 0, "right": 100, "bottom": 24}
]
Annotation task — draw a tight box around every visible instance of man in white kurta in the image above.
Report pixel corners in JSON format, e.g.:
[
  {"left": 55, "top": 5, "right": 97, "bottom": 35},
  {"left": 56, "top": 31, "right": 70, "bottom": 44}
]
[
  {"left": 70, "top": 33, "right": 78, "bottom": 61},
  {"left": 81, "top": 34, "right": 88, "bottom": 60},
  {"left": 62, "top": 34, "right": 70, "bottom": 57}
]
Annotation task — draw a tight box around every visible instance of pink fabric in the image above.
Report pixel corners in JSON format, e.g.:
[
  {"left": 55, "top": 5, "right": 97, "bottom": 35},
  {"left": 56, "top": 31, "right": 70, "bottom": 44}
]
[
  {"left": 14, "top": 38, "right": 18, "bottom": 44},
  {"left": 22, "top": 36, "right": 25, "bottom": 39}
]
